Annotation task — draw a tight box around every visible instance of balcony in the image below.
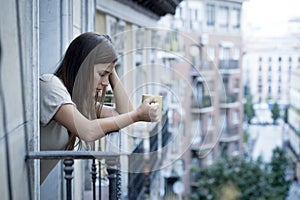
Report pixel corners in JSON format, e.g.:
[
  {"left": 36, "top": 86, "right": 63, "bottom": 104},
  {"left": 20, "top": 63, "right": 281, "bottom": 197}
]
[
  {"left": 26, "top": 151, "right": 121, "bottom": 200},
  {"left": 219, "top": 60, "right": 239, "bottom": 74},
  {"left": 190, "top": 61, "right": 215, "bottom": 76},
  {"left": 286, "top": 128, "right": 300, "bottom": 157},
  {"left": 220, "top": 93, "right": 240, "bottom": 108},
  {"left": 220, "top": 125, "right": 240, "bottom": 142},
  {"left": 191, "top": 95, "right": 213, "bottom": 113},
  {"left": 191, "top": 132, "right": 215, "bottom": 153},
  {"left": 128, "top": 139, "right": 146, "bottom": 200}
]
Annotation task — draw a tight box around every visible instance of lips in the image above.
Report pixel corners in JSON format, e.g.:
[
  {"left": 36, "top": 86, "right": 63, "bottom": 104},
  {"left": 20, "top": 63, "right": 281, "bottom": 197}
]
[{"left": 96, "top": 89, "right": 102, "bottom": 97}]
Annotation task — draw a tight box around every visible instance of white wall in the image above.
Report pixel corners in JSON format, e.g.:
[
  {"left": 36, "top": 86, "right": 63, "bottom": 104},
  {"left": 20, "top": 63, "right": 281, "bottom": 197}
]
[{"left": 0, "top": 0, "right": 39, "bottom": 199}]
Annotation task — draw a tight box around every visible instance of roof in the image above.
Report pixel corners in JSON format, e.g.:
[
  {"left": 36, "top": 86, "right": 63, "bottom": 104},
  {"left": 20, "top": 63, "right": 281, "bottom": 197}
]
[{"left": 115, "top": 0, "right": 183, "bottom": 19}]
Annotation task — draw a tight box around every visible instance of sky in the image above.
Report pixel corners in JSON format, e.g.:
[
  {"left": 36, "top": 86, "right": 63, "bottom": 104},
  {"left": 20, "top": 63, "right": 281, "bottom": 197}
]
[{"left": 242, "top": 0, "right": 300, "bottom": 37}]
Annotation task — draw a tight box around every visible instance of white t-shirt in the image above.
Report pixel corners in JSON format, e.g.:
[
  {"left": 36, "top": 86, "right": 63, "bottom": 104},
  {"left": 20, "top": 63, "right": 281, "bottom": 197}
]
[{"left": 39, "top": 74, "right": 75, "bottom": 183}]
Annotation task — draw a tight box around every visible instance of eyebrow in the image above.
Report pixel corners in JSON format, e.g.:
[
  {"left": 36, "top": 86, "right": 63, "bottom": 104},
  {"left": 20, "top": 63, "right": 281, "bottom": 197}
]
[{"left": 99, "top": 70, "right": 111, "bottom": 74}]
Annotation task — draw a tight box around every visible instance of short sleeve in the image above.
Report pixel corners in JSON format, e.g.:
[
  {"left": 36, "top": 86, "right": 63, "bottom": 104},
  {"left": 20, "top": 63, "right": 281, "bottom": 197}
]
[{"left": 40, "top": 74, "right": 75, "bottom": 126}]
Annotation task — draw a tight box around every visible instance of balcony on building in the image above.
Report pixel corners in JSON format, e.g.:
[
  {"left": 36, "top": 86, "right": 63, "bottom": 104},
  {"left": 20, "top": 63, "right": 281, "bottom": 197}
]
[
  {"left": 220, "top": 125, "right": 240, "bottom": 142},
  {"left": 219, "top": 59, "right": 239, "bottom": 74},
  {"left": 191, "top": 131, "right": 215, "bottom": 152},
  {"left": 27, "top": 150, "right": 122, "bottom": 200},
  {"left": 220, "top": 92, "right": 240, "bottom": 108},
  {"left": 190, "top": 60, "right": 215, "bottom": 76},
  {"left": 191, "top": 95, "right": 214, "bottom": 114}
]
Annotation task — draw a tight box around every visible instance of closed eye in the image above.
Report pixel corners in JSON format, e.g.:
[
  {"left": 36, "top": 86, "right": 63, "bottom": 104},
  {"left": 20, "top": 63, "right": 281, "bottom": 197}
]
[{"left": 99, "top": 70, "right": 111, "bottom": 77}]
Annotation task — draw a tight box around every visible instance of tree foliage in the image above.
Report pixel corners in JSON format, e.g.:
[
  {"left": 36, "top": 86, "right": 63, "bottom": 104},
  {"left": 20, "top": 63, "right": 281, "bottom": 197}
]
[
  {"left": 271, "top": 102, "right": 280, "bottom": 124},
  {"left": 283, "top": 106, "right": 289, "bottom": 124},
  {"left": 244, "top": 95, "right": 255, "bottom": 124},
  {"left": 190, "top": 147, "right": 291, "bottom": 200}
]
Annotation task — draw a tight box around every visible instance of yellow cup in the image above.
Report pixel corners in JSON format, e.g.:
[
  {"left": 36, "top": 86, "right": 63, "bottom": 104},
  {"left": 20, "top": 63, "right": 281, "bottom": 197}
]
[{"left": 142, "top": 94, "right": 163, "bottom": 121}]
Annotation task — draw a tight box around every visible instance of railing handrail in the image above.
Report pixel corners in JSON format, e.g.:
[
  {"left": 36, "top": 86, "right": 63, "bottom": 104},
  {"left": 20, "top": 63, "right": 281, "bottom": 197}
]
[{"left": 26, "top": 150, "right": 124, "bottom": 160}]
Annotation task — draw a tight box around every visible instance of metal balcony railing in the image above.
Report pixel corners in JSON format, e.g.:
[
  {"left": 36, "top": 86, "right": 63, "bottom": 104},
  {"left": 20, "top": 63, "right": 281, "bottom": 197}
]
[
  {"left": 219, "top": 59, "right": 239, "bottom": 70},
  {"left": 220, "top": 125, "right": 240, "bottom": 141},
  {"left": 190, "top": 61, "right": 214, "bottom": 76},
  {"left": 128, "top": 139, "right": 146, "bottom": 200},
  {"left": 220, "top": 93, "right": 239, "bottom": 104},
  {"left": 191, "top": 95, "right": 212, "bottom": 109},
  {"left": 26, "top": 151, "right": 121, "bottom": 200}
]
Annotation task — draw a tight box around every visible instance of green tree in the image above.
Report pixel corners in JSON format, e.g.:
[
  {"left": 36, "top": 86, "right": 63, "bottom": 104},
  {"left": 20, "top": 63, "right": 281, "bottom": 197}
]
[
  {"left": 271, "top": 102, "right": 280, "bottom": 124},
  {"left": 244, "top": 95, "right": 255, "bottom": 124},
  {"left": 268, "top": 147, "right": 291, "bottom": 199},
  {"left": 190, "top": 148, "right": 291, "bottom": 200},
  {"left": 283, "top": 106, "right": 289, "bottom": 124}
]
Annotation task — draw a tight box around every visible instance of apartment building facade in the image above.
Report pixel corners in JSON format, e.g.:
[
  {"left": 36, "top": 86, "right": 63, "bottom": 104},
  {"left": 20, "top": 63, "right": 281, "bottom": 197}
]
[
  {"left": 287, "top": 68, "right": 300, "bottom": 183},
  {"left": 159, "top": 0, "right": 245, "bottom": 197},
  {"left": 243, "top": 36, "right": 300, "bottom": 105}
]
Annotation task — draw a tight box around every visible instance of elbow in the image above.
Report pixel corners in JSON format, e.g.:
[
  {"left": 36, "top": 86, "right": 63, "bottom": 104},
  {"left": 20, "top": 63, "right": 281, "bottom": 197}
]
[
  {"left": 80, "top": 134, "right": 95, "bottom": 143},
  {"left": 77, "top": 120, "right": 106, "bottom": 142}
]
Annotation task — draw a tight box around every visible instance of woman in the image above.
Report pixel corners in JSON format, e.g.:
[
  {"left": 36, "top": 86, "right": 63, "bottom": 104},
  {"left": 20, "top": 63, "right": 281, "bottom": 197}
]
[{"left": 40, "top": 32, "right": 159, "bottom": 183}]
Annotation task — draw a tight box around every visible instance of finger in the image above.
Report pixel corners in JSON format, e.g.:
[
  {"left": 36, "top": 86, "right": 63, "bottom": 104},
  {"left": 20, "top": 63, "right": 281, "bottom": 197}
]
[
  {"left": 144, "top": 96, "right": 155, "bottom": 104},
  {"left": 150, "top": 104, "right": 159, "bottom": 111}
]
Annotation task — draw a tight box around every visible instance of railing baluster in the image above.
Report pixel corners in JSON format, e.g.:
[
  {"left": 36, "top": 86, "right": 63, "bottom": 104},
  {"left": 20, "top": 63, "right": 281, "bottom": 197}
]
[
  {"left": 98, "top": 160, "right": 102, "bottom": 200},
  {"left": 91, "top": 158, "right": 97, "bottom": 200},
  {"left": 107, "top": 168, "right": 117, "bottom": 200},
  {"left": 63, "top": 159, "right": 74, "bottom": 200}
]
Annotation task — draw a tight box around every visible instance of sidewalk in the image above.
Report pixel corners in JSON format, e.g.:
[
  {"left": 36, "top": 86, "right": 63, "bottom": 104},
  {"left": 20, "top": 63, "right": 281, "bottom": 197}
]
[{"left": 286, "top": 182, "right": 300, "bottom": 200}]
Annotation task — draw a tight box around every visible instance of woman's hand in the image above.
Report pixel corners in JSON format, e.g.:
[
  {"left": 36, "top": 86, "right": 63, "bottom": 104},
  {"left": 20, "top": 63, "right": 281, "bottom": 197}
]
[{"left": 135, "top": 96, "right": 159, "bottom": 122}]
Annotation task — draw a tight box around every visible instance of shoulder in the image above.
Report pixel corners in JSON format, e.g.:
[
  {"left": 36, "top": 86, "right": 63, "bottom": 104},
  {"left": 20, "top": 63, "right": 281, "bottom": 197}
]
[
  {"left": 40, "top": 74, "right": 62, "bottom": 85},
  {"left": 39, "top": 73, "right": 71, "bottom": 102},
  {"left": 40, "top": 74, "right": 74, "bottom": 126},
  {"left": 40, "top": 74, "right": 66, "bottom": 92}
]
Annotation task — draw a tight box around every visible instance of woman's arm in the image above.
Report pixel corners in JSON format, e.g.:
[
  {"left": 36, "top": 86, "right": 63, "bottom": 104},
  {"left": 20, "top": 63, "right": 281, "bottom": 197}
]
[
  {"left": 54, "top": 96, "right": 158, "bottom": 142},
  {"left": 99, "top": 68, "right": 133, "bottom": 118},
  {"left": 109, "top": 68, "right": 133, "bottom": 113}
]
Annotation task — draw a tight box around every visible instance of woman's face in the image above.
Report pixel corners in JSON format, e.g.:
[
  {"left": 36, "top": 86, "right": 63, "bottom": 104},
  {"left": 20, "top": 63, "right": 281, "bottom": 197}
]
[{"left": 93, "top": 62, "right": 115, "bottom": 97}]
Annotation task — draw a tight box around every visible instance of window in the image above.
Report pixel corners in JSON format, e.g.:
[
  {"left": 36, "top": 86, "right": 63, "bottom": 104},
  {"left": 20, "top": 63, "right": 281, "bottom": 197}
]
[
  {"left": 219, "top": 6, "right": 229, "bottom": 28},
  {"left": 259, "top": 57, "right": 262, "bottom": 62},
  {"left": 278, "top": 65, "right": 282, "bottom": 72},
  {"left": 206, "top": 4, "right": 215, "bottom": 26},
  {"left": 289, "top": 57, "right": 292, "bottom": 62},
  {"left": 258, "top": 85, "right": 262, "bottom": 93},
  {"left": 233, "top": 142, "right": 239, "bottom": 152},
  {"left": 175, "top": 6, "right": 183, "bottom": 19},
  {"left": 269, "top": 57, "right": 272, "bottom": 62},
  {"left": 191, "top": 119, "right": 202, "bottom": 144},
  {"left": 268, "top": 75, "right": 272, "bottom": 83},
  {"left": 278, "top": 57, "right": 282, "bottom": 62},
  {"left": 219, "top": 47, "right": 230, "bottom": 60},
  {"left": 258, "top": 75, "right": 262, "bottom": 83},
  {"left": 278, "top": 86, "right": 281, "bottom": 93},
  {"left": 190, "top": 8, "right": 201, "bottom": 30},
  {"left": 233, "top": 47, "right": 240, "bottom": 60},
  {"left": 233, "top": 110, "right": 239, "bottom": 124},
  {"left": 192, "top": 77, "right": 205, "bottom": 105},
  {"left": 231, "top": 8, "right": 241, "bottom": 29},
  {"left": 174, "top": 5, "right": 184, "bottom": 28},
  {"left": 258, "top": 65, "right": 262, "bottom": 71},
  {"left": 268, "top": 86, "right": 272, "bottom": 94},
  {"left": 268, "top": 66, "right": 272, "bottom": 72},
  {"left": 207, "top": 46, "right": 215, "bottom": 60}
]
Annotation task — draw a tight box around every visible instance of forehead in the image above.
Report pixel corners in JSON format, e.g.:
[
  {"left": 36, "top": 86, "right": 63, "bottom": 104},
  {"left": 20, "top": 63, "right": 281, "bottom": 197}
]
[{"left": 94, "top": 62, "right": 115, "bottom": 71}]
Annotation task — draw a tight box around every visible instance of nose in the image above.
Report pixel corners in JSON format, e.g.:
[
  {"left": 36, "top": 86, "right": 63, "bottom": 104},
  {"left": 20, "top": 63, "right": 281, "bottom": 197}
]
[{"left": 99, "top": 76, "right": 109, "bottom": 87}]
